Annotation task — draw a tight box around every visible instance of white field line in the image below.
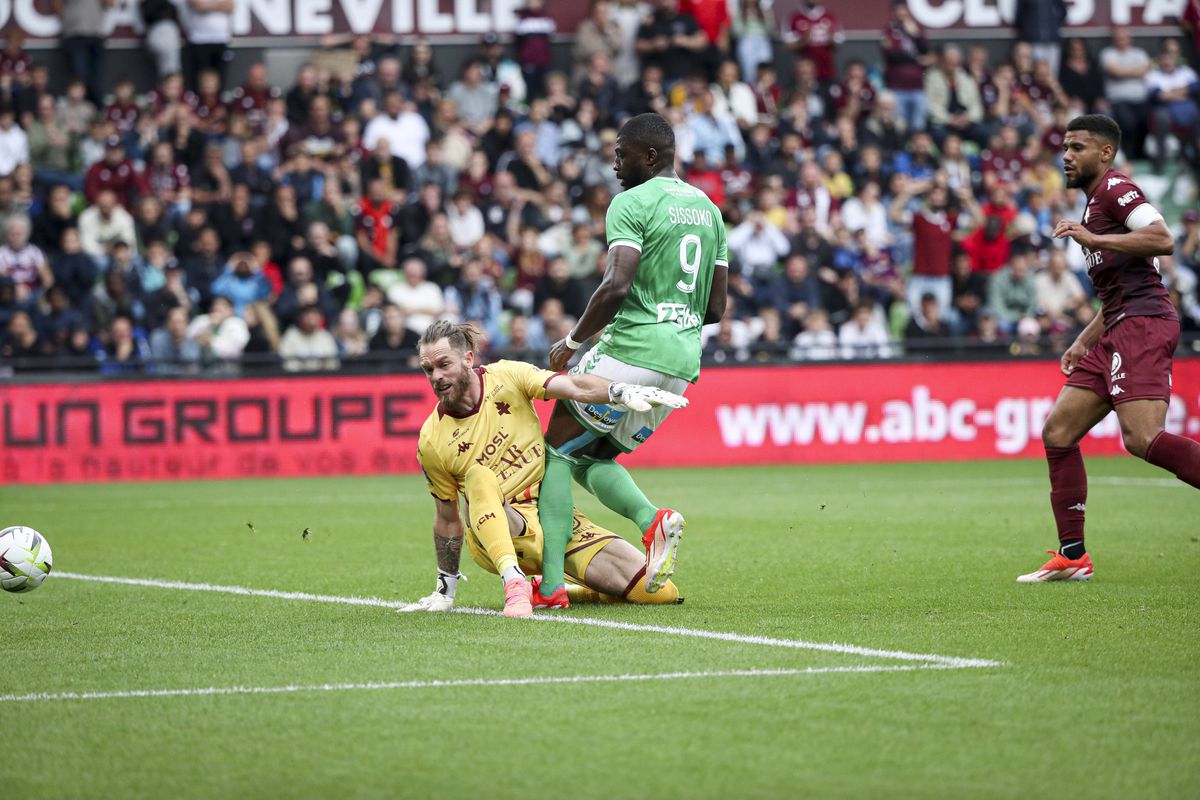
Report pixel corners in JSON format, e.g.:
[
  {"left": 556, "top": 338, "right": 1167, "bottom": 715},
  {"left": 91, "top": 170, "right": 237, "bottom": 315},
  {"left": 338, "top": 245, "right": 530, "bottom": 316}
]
[
  {"left": 6, "top": 476, "right": 1184, "bottom": 512},
  {"left": 54, "top": 572, "right": 1004, "bottom": 669},
  {"left": 0, "top": 665, "right": 963, "bottom": 705}
]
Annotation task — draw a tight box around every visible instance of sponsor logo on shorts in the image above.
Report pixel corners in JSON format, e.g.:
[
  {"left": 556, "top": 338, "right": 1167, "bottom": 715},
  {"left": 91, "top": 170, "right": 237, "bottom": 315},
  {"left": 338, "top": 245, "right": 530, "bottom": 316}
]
[
  {"left": 632, "top": 426, "right": 654, "bottom": 444},
  {"left": 1111, "top": 352, "right": 1122, "bottom": 378},
  {"left": 583, "top": 403, "right": 623, "bottom": 428}
]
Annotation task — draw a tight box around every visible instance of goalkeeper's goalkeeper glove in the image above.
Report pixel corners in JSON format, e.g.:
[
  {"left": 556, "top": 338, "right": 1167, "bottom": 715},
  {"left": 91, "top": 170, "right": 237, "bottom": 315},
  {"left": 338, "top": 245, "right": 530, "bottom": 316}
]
[
  {"left": 607, "top": 382, "right": 689, "bottom": 413},
  {"left": 396, "top": 570, "right": 463, "bottom": 613}
]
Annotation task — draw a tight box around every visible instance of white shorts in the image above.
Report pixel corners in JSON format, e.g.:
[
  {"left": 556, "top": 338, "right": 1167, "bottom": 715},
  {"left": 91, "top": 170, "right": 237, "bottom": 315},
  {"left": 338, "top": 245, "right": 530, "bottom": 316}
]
[{"left": 563, "top": 351, "right": 689, "bottom": 454}]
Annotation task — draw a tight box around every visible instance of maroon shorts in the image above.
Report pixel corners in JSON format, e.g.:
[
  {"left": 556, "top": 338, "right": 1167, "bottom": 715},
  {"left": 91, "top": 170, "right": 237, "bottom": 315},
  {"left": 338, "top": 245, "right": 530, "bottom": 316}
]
[{"left": 1065, "top": 315, "right": 1179, "bottom": 405}]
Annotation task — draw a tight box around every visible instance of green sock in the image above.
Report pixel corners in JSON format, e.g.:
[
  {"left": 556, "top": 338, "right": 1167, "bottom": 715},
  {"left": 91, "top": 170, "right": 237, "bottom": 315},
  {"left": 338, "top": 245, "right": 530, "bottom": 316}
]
[
  {"left": 537, "top": 447, "right": 575, "bottom": 597},
  {"left": 576, "top": 457, "right": 659, "bottom": 533}
]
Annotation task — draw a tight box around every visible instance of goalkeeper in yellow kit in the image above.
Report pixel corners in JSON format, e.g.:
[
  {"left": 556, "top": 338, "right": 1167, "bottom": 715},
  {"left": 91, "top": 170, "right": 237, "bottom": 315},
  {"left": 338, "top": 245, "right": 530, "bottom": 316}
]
[{"left": 399, "top": 320, "right": 686, "bottom": 618}]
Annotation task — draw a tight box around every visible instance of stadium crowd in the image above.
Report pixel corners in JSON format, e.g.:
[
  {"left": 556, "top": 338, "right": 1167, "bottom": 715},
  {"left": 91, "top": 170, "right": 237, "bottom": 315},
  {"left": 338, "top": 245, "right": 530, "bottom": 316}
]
[{"left": 1, "top": 0, "right": 1199, "bottom": 374}]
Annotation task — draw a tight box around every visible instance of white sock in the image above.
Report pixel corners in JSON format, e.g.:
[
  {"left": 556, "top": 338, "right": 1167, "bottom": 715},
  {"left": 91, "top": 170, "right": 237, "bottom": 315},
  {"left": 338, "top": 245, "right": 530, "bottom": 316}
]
[{"left": 501, "top": 565, "right": 525, "bottom": 583}]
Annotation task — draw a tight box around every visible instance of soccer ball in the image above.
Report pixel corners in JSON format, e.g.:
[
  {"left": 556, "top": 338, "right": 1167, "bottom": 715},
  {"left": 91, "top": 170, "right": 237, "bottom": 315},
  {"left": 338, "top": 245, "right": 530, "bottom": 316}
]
[{"left": 0, "top": 526, "right": 54, "bottom": 593}]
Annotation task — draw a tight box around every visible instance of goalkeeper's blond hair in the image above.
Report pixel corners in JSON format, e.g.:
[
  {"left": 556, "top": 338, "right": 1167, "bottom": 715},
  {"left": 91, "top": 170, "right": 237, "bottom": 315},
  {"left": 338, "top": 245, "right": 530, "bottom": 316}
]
[{"left": 418, "top": 320, "right": 482, "bottom": 353}]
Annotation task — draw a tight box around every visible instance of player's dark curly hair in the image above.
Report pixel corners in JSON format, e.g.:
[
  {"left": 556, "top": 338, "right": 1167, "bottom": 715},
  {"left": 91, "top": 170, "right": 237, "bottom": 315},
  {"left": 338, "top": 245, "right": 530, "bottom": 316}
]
[
  {"left": 620, "top": 112, "right": 675, "bottom": 155},
  {"left": 1066, "top": 114, "right": 1122, "bottom": 151},
  {"left": 419, "top": 319, "right": 480, "bottom": 353}
]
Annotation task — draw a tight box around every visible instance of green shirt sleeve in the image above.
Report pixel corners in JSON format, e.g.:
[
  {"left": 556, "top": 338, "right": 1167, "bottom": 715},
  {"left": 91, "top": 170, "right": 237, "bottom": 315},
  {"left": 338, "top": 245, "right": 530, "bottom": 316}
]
[
  {"left": 605, "top": 191, "right": 645, "bottom": 252},
  {"left": 715, "top": 217, "right": 729, "bottom": 268}
]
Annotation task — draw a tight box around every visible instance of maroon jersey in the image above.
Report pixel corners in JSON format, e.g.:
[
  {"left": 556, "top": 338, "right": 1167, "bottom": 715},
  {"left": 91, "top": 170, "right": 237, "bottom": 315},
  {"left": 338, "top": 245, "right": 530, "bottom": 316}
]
[
  {"left": 1081, "top": 169, "right": 1176, "bottom": 329},
  {"left": 829, "top": 80, "right": 876, "bottom": 120},
  {"left": 981, "top": 147, "right": 1029, "bottom": 185},
  {"left": 84, "top": 159, "right": 150, "bottom": 208},
  {"left": 230, "top": 84, "right": 277, "bottom": 133},
  {"left": 105, "top": 101, "right": 140, "bottom": 133},
  {"left": 787, "top": 7, "right": 842, "bottom": 81},
  {"left": 145, "top": 162, "right": 190, "bottom": 196},
  {"left": 912, "top": 208, "right": 959, "bottom": 277},
  {"left": 0, "top": 50, "right": 31, "bottom": 79},
  {"left": 149, "top": 88, "right": 198, "bottom": 117}
]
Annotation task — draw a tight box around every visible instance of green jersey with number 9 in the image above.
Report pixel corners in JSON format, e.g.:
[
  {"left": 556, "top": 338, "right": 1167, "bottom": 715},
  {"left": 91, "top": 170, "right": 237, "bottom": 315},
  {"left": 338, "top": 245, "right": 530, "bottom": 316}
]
[{"left": 598, "top": 176, "right": 728, "bottom": 382}]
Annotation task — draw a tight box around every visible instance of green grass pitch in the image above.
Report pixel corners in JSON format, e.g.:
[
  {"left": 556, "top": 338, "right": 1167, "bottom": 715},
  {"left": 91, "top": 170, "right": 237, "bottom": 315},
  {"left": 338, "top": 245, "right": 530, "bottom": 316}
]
[{"left": 2, "top": 457, "right": 1197, "bottom": 799}]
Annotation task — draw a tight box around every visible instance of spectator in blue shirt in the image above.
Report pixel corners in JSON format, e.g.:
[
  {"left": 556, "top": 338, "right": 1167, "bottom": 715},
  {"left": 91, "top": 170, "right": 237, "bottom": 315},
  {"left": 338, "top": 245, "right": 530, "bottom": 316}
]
[
  {"left": 211, "top": 251, "right": 273, "bottom": 316},
  {"left": 687, "top": 88, "right": 745, "bottom": 164}
]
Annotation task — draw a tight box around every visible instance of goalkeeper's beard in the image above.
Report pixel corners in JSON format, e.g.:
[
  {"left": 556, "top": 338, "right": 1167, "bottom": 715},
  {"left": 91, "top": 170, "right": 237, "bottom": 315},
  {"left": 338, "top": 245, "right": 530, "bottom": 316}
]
[{"left": 439, "top": 369, "right": 474, "bottom": 409}]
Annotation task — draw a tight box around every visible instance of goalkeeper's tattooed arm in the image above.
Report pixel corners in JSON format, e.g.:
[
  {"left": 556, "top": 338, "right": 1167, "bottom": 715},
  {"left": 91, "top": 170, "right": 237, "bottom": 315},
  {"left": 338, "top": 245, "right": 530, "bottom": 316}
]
[
  {"left": 543, "top": 373, "right": 617, "bottom": 405},
  {"left": 432, "top": 496, "right": 464, "bottom": 574}
]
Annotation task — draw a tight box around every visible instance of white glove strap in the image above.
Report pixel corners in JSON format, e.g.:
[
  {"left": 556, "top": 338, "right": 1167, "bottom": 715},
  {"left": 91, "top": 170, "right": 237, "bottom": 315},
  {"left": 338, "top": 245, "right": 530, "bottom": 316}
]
[
  {"left": 565, "top": 331, "right": 583, "bottom": 350},
  {"left": 607, "top": 382, "right": 627, "bottom": 404}
]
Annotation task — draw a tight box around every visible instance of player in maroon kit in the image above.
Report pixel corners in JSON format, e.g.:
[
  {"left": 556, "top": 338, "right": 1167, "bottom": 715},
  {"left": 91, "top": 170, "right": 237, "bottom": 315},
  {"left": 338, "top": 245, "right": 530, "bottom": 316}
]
[{"left": 1019, "top": 114, "right": 1200, "bottom": 583}]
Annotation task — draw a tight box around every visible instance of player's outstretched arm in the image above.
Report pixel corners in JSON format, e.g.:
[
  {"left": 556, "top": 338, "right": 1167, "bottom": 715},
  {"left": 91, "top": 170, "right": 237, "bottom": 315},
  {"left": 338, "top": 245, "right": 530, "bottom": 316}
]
[
  {"left": 544, "top": 373, "right": 688, "bottom": 412},
  {"left": 549, "top": 245, "right": 641, "bottom": 370},
  {"left": 399, "top": 497, "right": 464, "bottom": 612}
]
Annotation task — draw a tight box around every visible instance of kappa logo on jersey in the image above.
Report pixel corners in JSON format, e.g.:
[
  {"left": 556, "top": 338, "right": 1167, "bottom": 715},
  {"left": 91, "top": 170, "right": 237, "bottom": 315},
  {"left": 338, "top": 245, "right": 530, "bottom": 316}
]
[
  {"left": 1111, "top": 352, "right": 1123, "bottom": 378},
  {"left": 457, "top": 441, "right": 473, "bottom": 454},
  {"left": 1117, "top": 189, "right": 1140, "bottom": 207},
  {"left": 494, "top": 401, "right": 511, "bottom": 415},
  {"left": 1106, "top": 177, "right": 1125, "bottom": 189}
]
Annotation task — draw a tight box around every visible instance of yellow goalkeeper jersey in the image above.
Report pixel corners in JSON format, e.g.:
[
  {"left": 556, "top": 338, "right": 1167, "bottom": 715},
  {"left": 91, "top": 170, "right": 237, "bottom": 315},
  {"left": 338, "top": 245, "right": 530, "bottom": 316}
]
[{"left": 417, "top": 360, "right": 559, "bottom": 504}]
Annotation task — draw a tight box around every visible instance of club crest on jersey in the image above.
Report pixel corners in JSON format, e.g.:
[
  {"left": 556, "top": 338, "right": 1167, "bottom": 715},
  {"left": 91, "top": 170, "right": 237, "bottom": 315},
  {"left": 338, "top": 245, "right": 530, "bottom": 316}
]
[{"left": 1106, "top": 177, "right": 1125, "bottom": 189}]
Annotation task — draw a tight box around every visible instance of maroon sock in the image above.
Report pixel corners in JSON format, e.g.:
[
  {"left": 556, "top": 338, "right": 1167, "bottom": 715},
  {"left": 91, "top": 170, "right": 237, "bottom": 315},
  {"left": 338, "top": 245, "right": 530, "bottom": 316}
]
[
  {"left": 1145, "top": 431, "right": 1200, "bottom": 489},
  {"left": 1046, "top": 445, "right": 1088, "bottom": 544}
]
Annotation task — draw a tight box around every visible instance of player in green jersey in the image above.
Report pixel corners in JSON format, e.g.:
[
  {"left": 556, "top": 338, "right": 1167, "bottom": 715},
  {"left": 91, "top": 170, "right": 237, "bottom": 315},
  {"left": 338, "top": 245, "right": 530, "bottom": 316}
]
[{"left": 533, "top": 112, "right": 729, "bottom": 607}]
